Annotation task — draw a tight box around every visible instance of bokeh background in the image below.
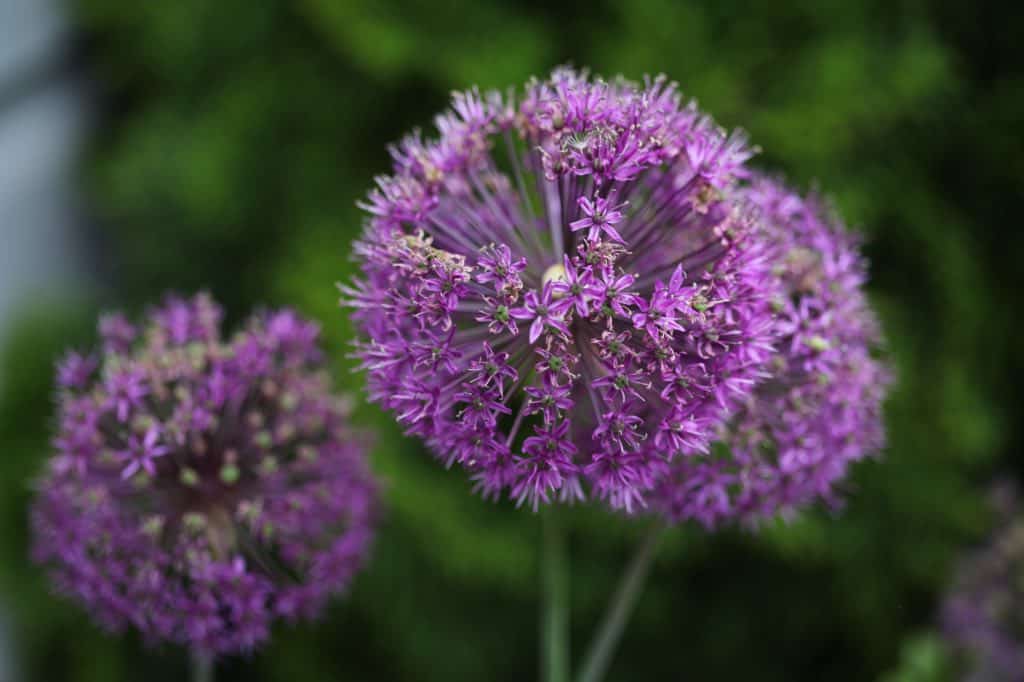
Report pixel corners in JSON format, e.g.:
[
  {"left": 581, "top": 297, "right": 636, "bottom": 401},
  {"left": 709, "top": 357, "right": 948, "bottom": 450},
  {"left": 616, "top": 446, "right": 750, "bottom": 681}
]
[{"left": 1, "top": 1, "right": 1021, "bottom": 680}]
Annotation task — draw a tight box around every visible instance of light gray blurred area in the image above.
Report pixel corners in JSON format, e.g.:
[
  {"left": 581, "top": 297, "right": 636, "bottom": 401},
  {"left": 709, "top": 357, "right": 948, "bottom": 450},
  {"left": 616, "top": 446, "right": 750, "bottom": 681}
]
[
  {"left": 0, "top": 0, "right": 93, "bottom": 679},
  {"left": 0, "top": 0, "right": 92, "bottom": 350}
]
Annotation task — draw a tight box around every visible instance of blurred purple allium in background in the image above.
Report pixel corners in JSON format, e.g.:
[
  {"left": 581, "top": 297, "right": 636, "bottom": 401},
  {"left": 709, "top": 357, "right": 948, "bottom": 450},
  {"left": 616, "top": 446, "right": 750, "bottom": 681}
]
[
  {"left": 32, "top": 294, "right": 379, "bottom": 657},
  {"left": 652, "top": 177, "right": 891, "bottom": 526},
  {"left": 342, "top": 67, "right": 779, "bottom": 512},
  {"left": 941, "top": 485, "right": 1024, "bottom": 681}
]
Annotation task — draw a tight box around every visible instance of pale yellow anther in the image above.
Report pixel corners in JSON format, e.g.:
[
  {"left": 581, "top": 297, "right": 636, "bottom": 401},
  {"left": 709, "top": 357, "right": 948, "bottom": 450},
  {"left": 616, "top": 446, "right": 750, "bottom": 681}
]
[{"left": 542, "top": 262, "right": 568, "bottom": 291}]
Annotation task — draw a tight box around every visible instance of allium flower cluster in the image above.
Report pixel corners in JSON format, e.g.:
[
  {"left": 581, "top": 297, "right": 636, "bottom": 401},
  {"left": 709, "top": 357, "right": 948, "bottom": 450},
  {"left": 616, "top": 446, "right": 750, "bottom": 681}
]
[
  {"left": 344, "top": 68, "right": 778, "bottom": 511},
  {"left": 32, "top": 294, "right": 378, "bottom": 657},
  {"left": 942, "top": 487, "right": 1024, "bottom": 680},
  {"left": 653, "top": 177, "right": 890, "bottom": 527}
]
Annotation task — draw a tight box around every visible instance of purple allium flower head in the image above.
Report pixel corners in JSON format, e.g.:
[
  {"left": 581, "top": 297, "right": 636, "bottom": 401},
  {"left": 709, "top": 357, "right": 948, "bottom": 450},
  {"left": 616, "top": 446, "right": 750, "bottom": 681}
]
[
  {"left": 941, "top": 486, "right": 1024, "bottom": 681},
  {"left": 32, "top": 293, "right": 379, "bottom": 657},
  {"left": 342, "top": 68, "right": 777, "bottom": 512},
  {"left": 652, "top": 176, "right": 891, "bottom": 527}
]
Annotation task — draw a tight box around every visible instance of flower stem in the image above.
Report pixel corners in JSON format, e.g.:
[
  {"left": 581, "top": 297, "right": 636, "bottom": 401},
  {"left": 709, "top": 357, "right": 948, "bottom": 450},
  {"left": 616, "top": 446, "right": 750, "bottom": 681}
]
[
  {"left": 191, "top": 652, "right": 214, "bottom": 682},
  {"left": 541, "top": 510, "right": 570, "bottom": 682},
  {"left": 576, "top": 524, "right": 665, "bottom": 682}
]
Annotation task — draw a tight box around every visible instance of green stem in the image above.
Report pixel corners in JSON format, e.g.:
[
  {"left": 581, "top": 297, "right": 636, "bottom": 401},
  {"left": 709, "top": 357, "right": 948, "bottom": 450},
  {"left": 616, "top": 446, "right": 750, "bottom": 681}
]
[
  {"left": 541, "top": 510, "right": 570, "bottom": 682},
  {"left": 576, "top": 524, "right": 664, "bottom": 682},
  {"left": 192, "top": 652, "right": 214, "bottom": 682}
]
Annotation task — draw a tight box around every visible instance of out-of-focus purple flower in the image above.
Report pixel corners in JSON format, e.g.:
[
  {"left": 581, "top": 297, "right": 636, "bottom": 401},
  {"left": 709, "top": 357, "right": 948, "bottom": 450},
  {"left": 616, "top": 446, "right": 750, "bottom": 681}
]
[
  {"left": 115, "top": 425, "right": 167, "bottom": 479},
  {"left": 56, "top": 352, "right": 97, "bottom": 390},
  {"left": 98, "top": 312, "right": 136, "bottom": 354},
  {"left": 941, "top": 486, "right": 1024, "bottom": 681},
  {"left": 343, "top": 68, "right": 777, "bottom": 511},
  {"left": 653, "top": 176, "right": 891, "bottom": 527},
  {"left": 32, "top": 293, "right": 379, "bottom": 658}
]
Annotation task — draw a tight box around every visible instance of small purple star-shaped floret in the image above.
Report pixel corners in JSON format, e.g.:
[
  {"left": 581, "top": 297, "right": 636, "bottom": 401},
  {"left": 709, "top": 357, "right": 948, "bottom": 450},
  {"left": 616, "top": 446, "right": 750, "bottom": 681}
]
[
  {"left": 511, "top": 285, "right": 570, "bottom": 344},
  {"left": 570, "top": 195, "right": 627, "bottom": 242},
  {"left": 117, "top": 425, "right": 168, "bottom": 479}
]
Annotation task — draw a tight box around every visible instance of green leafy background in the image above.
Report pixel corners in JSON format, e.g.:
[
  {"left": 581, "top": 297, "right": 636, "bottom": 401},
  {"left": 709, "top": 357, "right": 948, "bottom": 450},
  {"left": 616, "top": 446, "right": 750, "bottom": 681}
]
[{"left": 1, "top": 1, "right": 1020, "bottom": 680}]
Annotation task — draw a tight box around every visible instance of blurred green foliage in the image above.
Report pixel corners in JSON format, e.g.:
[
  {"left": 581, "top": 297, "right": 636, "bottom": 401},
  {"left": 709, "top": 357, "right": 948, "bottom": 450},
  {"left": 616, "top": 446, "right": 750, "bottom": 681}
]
[
  {"left": 878, "top": 635, "right": 952, "bottom": 682},
  {"left": 0, "top": 0, "right": 1020, "bottom": 680}
]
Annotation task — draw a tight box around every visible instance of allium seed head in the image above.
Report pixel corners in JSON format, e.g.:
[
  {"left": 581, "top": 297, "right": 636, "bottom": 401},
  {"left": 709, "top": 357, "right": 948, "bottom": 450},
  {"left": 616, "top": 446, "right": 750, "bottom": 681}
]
[
  {"left": 652, "top": 176, "right": 891, "bottom": 527},
  {"left": 32, "top": 293, "right": 379, "bottom": 657},
  {"left": 343, "top": 68, "right": 778, "bottom": 512}
]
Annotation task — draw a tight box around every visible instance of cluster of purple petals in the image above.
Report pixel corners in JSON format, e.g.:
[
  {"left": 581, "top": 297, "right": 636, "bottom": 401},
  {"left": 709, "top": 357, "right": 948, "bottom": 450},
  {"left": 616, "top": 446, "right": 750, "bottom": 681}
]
[
  {"left": 32, "top": 294, "right": 378, "bottom": 657},
  {"left": 343, "top": 67, "right": 779, "bottom": 512},
  {"left": 941, "top": 488, "right": 1024, "bottom": 680},
  {"left": 652, "top": 177, "right": 890, "bottom": 527}
]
